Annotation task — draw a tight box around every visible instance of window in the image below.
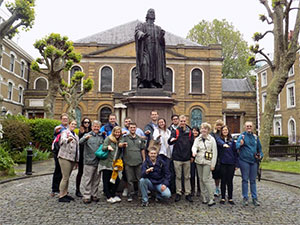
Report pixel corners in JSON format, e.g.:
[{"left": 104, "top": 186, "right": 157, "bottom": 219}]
[
  {"left": 275, "top": 95, "right": 280, "bottom": 111},
  {"left": 8, "top": 82, "right": 13, "bottom": 100},
  {"left": 191, "top": 68, "right": 203, "bottom": 93},
  {"left": 164, "top": 67, "right": 173, "bottom": 92},
  {"left": 286, "top": 83, "right": 295, "bottom": 108},
  {"left": 288, "top": 65, "right": 294, "bottom": 77},
  {"left": 261, "top": 71, "right": 267, "bottom": 87},
  {"left": 10, "top": 54, "right": 15, "bottom": 72},
  {"left": 190, "top": 108, "right": 203, "bottom": 128},
  {"left": 131, "top": 67, "right": 137, "bottom": 90},
  {"left": 70, "top": 66, "right": 82, "bottom": 92},
  {"left": 274, "top": 119, "right": 282, "bottom": 136},
  {"left": 99, "top": 107, "right": 112, "bottom": 124},
  {"left": 35, "top": 77, "right": 48, "bottom": 90},
  {"left": 261, "top": 93, "right": 267, "bottom": 113},
  {"left": 18, "top": 87, "right": 23, "bottom": 103},
  {"left": 20, "top": 61, "right": 25, "bottom": 78},
  {"left": 100, "top": 66, "right": 112, "bottom": 92},
  {"left": 288, "top": 118, "right": 296, "bottom": 144}
]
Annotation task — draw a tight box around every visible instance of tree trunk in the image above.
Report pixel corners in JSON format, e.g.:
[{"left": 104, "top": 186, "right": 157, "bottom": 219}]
[{"left": 44, "top": 74, "right": 60, "bottom": 119}]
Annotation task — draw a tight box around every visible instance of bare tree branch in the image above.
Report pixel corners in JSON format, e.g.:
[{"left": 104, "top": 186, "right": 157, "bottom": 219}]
[
  {"left": 258, "top": 49, "right": 274, "bottom": 69},
  {"left": 260, "top": 0, "right": 274, "bottom": 20},
  {"left": 289, "top": 1, "right": 300, "bottom": 53}
]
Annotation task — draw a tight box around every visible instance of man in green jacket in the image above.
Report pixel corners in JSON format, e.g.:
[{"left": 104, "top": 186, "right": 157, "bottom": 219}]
[{"left": 119, "top": 122, "right": 146, "bottom": 202}]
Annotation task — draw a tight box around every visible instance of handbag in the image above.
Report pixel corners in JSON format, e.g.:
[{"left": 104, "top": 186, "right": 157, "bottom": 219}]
[{"left": 95, "top": 144, "right": 108, "bottom": 160}]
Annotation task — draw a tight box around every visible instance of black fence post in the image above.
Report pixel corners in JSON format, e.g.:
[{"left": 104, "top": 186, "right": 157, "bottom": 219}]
[{"left": 26, "top": 143, "right": 33, "bottom": 175}]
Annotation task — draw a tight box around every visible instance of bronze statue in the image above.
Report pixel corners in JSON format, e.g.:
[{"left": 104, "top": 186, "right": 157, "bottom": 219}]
[{"left": 135, "top": 8, "right": 166, "bottom": 88}]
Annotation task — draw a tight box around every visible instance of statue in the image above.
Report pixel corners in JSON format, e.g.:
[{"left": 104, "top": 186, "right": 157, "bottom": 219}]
[{"left": 135, "top": 8, "right": 166, "bottom": 88}]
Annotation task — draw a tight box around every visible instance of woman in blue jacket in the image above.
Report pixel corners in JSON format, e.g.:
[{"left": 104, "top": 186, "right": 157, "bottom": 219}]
[
  {"left": 236, "top": 121, "right": 263, "bottom": 207},
  {"left": 216, "top": 125, "right": 238, "bottom": 205}
]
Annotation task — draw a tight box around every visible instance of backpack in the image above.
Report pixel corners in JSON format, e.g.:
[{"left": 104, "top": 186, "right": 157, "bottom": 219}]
[
  {"left": 51, "top": 133, "right": 61, "bottom": 155},
  {"left": 175, "top": 128, "right": 192, "bottom": 140}
]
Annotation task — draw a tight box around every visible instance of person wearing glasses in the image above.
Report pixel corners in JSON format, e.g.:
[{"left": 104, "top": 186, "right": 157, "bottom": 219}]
[
  {"left": 76, "top": 117, "right": 92, "bottom": 197},
  {"left": 236, "top": 121, "right": 263, "bottom": 207}
]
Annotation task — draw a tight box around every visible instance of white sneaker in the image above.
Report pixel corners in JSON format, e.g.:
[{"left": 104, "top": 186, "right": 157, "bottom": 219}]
[
  {"left": 122, "top": 188, "right": 128, "bottom": 197},
  {"left": 107, "top": 197, "right": 116, "bottom": 203},
  {"left": 113, "top": 196, "right": 121, "bottom": 202}
]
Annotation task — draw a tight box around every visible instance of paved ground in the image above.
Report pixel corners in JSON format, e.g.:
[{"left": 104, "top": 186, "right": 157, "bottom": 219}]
[{"left": 1, "top": 170, "right": 300, "bottom": 225}]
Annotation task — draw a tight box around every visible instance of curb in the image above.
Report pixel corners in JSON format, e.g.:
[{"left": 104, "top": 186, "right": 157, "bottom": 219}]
[{"left": 0, "top": 172, "right": 52, "bottom": 185}]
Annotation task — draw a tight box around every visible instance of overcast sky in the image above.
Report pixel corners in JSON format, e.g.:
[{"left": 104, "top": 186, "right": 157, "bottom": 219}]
[{"left": 8, "top": 0, "right": 277, "bottom": 58}]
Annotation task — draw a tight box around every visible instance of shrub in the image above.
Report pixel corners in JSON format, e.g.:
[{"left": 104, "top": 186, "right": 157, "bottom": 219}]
[
  {"left": 0, "top": 145, "right": 15, "bottom": 175},
  {"left": 1, "top": 117, "right": 31, "bottom": 150},
  {"left": 26, "top": 118, "right": 60, "bottom": 151},
  {"left": 270, "top": 135, "right": 289, "bottom": 145},
  {"left": 11, "top": 146, "right": 51, "bottom": 163}
]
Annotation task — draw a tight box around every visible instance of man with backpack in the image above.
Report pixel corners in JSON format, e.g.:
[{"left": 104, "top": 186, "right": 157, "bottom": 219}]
[
  {"left": 139, "top": 148, "right": 171, "bottom": 207},
  {"left": 168, "top": 115, "right": 194, "bottom": 202},
  {"left": 51, "top": 113, "right": 69, "bottom": 197}
]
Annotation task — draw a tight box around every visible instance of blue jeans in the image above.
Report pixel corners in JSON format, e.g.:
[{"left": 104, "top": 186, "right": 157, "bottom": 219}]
[
  {"left": 239, "top": 159, "right": 258, "bottom": 200},
  {"left": 139, "top": 178, "right": 171, "bottom": 203}
]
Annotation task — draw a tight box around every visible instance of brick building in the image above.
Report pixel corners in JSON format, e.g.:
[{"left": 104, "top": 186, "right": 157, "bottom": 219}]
[
  {"left": 257, "top": 60, "right": 299, "bottom": 144},
  {"left": 24, "top": 21, "right": 257, "bottom": 130}
]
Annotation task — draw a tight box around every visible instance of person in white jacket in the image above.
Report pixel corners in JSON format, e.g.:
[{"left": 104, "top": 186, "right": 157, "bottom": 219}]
[{"left": 192, "top": 122, "right": 217, "bottom": 206}]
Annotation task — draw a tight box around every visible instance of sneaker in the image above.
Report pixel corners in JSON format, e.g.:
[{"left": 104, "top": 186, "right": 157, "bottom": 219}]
[
  {"left": 107, "top": 197, "right": 116, "bottom": 203},
  {"left": 208, "top": 199, "right": 216, "bottom": 206},
  {"left": 214, "top": 188, "right": 220, "bottom": 197},
  {"left": 202, "top": 196, "right": 208, "bottom": 204},
  {"left": 243, "top": 198, "right": 249, "bottom": 206},
  {"left": 113, "top": 196, "right": 121, "bottom": 202},
  {"left": 50, "top": 192, "right": 59, "bottom": 197},
  {"left": 122, "top": 188, "right": 128, "bottom": 197},
  {"left": 220, "top": 199, "right": 226, "bottom": 204},
  {"left": 185, "top": 195, "right": 193, "bottom": 202},
  {"left": 141, "top": 201, "right": 149, "bottom": 207},
  {"left": 252, "top": 199, "right": 260, "bottom": 206},
  {"left": 228, "top": 199, "right": 235, "bottom": 205},
  {"left": 175, "top": 194, "right": 181, "bottom": 202},
  {"left": 127, "top": 196, "right": 133, "bottom": 202},
  {"left": 58, "top": 196, "right": 71, "bottom": 203}
]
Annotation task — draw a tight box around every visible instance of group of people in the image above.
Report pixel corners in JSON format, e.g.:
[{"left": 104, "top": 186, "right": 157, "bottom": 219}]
[{"left": 51, "top": 111, "right": 263, "bottom": 207}]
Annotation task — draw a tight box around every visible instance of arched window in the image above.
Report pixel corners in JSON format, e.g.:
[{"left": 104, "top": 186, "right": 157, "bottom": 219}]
[
  {"left": 18, "top": 86, "right": 23, "bottom": 103},
  {"left": 75, "top": 107, "right": 82, "bottom": 128},
  {"left": 164, "top": 67, "right": 173, "bottom": 92},
  {"left": 99, "top": 107, "right": 112, "bottom": 124},
  {"left": 70, "top": 66, "right": 82, "bottom": 92},
  {"left": 131, "top": 67, "right": 137, "bottom": 90},
  {"left": 10, "top": 54, "right": 15, "bottom": 72},
  {"left": 191, "top": 68, "right": 203, "bottom": 93},
  {"left": 35, "top": 77, "right": 48, "bottom": 90},
  {"left": 100, "top": 66, "right": 112, "bottom": 92},
  {"left": 288, "top": 118, "right": 296, "bottom": 144},
  {"left": 20, "top": 61, "right": 25, "bottom": 78},
  {"left": 275, "top": 121, "right": 281, "bottom": 136},
  {"left": 190, "top": 108, "right": 203, "bottom": 128},
  {"left": 7, "top": 82, "right": 13, "bottom": 100}
]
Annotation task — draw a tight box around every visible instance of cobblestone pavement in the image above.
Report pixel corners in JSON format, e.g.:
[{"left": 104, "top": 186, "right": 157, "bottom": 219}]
[{"left": 0, "top": 173, "right": 299, "bottom": 225}]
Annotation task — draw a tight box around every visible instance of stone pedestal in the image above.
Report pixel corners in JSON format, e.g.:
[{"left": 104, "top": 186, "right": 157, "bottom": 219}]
[{"left": 122, "top": 89, "right": 176, "bottom": 129}]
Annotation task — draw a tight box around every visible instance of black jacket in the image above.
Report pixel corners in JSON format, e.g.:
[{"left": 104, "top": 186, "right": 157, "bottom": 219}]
[{"left": 168, "top": 126, "right": 193, "bottom": 161}]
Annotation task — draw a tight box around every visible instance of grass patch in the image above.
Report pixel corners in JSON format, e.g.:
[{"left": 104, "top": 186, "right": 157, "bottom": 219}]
[{"left": 261, "top": 161, "right": 300, "bottom": 174}]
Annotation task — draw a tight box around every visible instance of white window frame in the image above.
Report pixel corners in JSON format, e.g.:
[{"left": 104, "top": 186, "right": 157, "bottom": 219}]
[
  {"left": 190, "top": 67, "right": 204, "bottom": 94},
  {"left": 34, "top": 77, "right": 49, "bottom": 89},
  {"left": 129, "top": 66, "right": 136, "bottom": 91},
  {"left": 286, "top": 82, "right": 296, "bottom": 108},
  {"left": 261, "top": 92, "right": 267, "bottom": 113},
  {"left": 9, "top": 51, "right": 16, "bottom": 73},
  {"left": 288, "top": 117, "right": 296, "bottom": 144},
  {"left": 261, "top": 71, "right": 267, "bottom": 87},
  {"left": 275, "top": 94, "right": 280, "bottom": 111},
  {"left": 18, "top": 85, "right": 24, "bottom": 104},
  {"left": 99, "top": 65, "right": 114, "bottom": 92},
  {"left": 20, "top": 60, "right": 26, "bottom": 78},
  {"left": 7, "top": 81, "right": 13, "bottom": 100},
  {"left": 273, "top": 117, "right": 282, "bottom": 136},
  {"left": 288, "top": 64, "right": 294, "bottom": 77},
  {"left": 69, "top": 65, "right": 83, "bottom": 91}
]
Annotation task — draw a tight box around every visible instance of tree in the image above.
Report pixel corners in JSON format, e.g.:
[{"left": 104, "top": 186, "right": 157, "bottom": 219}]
[
  {"left": 187, "top": 19, "right": 254, "bottom": 78},
  {"left": 31, "top": 33, "right": 82, "bottom": 119},
  {"left": 0, "top": 0, "right": 35, "bottom": 55},
  {"left": 60, "top": 71, "right": 93, "bottom": 120},
  {"left": 248, "top": 0, "right": 300, "bottom": 160}
]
